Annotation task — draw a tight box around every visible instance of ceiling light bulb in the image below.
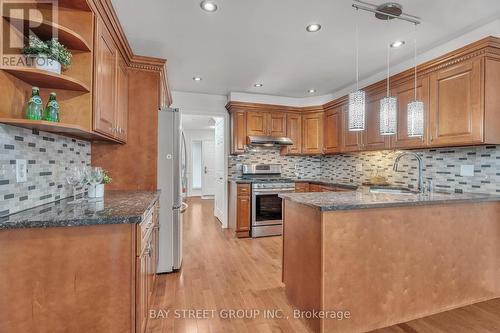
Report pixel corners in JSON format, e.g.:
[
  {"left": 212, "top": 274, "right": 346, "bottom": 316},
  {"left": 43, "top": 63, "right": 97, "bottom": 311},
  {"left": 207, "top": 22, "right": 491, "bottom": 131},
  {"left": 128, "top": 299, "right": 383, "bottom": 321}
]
[
  {"left": 390, "top": 40, "right": 405, "bottom": 48},
  {"left": 200, "top": 1, "right": 217, "bottom": 12},
  {"left": 193, "top": 76, "right": 202, "bottom": 81},
  {"left": 254, "top": 83, "right": 263, "bottom": 87},
  {"left": 306, "top": 24, "right": 321, "bottom": 32},
  {"left": 308, "top": 89, "right": 316, "bottom": 93}
]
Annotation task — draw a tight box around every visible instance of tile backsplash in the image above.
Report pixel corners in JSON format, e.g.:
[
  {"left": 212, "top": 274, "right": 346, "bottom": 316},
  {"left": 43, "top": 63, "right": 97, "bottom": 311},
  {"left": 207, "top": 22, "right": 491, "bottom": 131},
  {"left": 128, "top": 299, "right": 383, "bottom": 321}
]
[
  {"left": 229, "top": 145, "right": 500, "bottom": 195},
  {"left": 0, "top": 124, "right": 91, "bottom": 216}
]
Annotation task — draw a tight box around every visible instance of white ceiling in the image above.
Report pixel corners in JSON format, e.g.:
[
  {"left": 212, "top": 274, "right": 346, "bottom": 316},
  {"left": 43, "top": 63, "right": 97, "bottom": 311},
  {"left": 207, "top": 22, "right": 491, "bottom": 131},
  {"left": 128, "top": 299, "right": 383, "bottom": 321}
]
[{"left": 112, "top": 0, "right": 500, "bottom": 98}]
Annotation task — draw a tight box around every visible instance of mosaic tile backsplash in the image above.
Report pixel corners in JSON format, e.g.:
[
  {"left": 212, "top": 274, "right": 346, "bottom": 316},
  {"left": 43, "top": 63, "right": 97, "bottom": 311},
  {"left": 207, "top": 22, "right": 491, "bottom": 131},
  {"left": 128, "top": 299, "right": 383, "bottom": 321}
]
[
  {"left": 229, "top": 145, "right": 500, "bottom": 195},
  {"left": 0, "top": 124, "right": 91, "bottom": 216}
]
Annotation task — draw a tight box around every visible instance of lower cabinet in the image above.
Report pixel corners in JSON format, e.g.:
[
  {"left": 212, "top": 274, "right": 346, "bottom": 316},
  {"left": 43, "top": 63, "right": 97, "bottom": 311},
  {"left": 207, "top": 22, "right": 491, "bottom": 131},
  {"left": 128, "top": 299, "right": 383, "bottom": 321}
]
[
  {"left": 228, "top": 182, "right": 251, "bottom": 238},
  {"left": 136, "top": 202, "right": 159, "bottom": 333}
]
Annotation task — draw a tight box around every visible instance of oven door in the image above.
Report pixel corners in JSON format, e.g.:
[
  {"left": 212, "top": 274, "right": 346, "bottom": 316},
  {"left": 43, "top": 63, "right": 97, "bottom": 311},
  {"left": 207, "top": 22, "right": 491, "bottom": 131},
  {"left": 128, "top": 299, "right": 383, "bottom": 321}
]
[{"left": 252, "top": 189, "right": 293, "bottom": 226}]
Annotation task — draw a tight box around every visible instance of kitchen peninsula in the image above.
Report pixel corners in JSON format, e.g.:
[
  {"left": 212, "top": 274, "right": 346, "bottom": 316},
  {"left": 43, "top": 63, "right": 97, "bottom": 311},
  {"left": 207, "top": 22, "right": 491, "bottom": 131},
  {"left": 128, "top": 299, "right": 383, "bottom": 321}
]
[{"left": 280, "top": 190, "right": 500, "bottom": 333}]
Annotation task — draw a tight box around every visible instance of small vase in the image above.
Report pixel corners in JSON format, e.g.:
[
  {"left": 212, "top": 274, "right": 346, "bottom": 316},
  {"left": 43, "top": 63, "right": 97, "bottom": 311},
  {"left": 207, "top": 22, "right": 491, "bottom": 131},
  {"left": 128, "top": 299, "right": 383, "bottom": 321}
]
[
  {"left": 32, "top": 56, "right": 61, "bottom": 74},
  {"left": 89, "top": 184, "right": 105, "bottom": 198}
]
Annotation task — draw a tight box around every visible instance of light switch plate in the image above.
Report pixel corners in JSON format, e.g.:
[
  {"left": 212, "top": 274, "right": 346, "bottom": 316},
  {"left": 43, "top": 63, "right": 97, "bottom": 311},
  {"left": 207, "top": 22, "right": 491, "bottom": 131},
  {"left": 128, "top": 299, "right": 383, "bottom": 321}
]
[
  {"left": 16, "top": 159, "right": 27, "bottom": 182},
  {"left": 356, "top": 163, "right": 363, "bottom": 172},
  {"left": 460, "top": 164, "right": 474, "bottom": 177}
]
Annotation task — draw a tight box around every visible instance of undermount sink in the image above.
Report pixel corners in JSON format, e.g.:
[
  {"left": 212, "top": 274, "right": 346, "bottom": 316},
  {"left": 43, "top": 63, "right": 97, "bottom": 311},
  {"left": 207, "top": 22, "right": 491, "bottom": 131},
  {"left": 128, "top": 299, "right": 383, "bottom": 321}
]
[{"left": 369, "top": 186, "right": 419, "bottom": 195}]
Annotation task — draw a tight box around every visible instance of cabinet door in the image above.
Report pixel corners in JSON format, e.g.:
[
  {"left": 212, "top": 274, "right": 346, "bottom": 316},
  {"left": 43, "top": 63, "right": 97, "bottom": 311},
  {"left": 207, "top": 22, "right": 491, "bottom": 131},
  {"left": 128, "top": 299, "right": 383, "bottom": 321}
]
[
  {"left": 116, "top": 57, "right": 128, "bottom": 142},
  {"left": 231, "top": 111, "right": 246, "bottom": 154},
  {"left": 393, "top": 77, "right": 430, "bottom": 148},
  {"left": 236, "top": 195, "right": 250, "bottom": 233},
  {"left": 302, "top": 112, "right": 323, "bottom": 154},
  {"left": 365, "top": 90, "right": 391, "bottom": 150},
  {"left": 268, "top": 112, "right": 287, "bottom": 136},
  {"left": 323, "top": 107, "right": 341, "bottom": 154},
  {"left": 341, "top": 106, "right": 364, "bottom": 152},
  {"left": 136, "top": 249, "right": 149, "bottom": 333},
  {"left": 94, "top": 17, "right": 117, "bottom": 137},
  {"left": 295, "top": 182, "right": 309, "bottom": 192},
  {"left": 429, "top": 58, "right": 483, "bottom": 146},
  {"left": 284, "top": 113, "right": 302, "bottom": 154},
  {"left": 246, "top": 111, "right": 268, "bottom": 136}
]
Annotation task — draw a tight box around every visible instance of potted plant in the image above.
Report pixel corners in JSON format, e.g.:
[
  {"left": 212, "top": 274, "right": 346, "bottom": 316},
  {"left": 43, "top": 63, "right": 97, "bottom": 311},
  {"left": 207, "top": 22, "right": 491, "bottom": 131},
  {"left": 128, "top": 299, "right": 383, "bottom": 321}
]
[
  {"left": 22, "top": 36, "right": 72, "bottom": 74},
  {"left": 88, "top": 169, "right": 112, "bottom": 198}
]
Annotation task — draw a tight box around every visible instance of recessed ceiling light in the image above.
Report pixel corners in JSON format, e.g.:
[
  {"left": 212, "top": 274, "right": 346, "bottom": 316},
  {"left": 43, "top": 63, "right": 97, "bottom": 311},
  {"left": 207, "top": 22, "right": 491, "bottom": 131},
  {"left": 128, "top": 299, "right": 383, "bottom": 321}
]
[
  {"left": 193, "top": 76, "right": 202, "bottom": 81},
  {"left": 390, "top": 40, "right": 405, "bottom": 48},
  {"left": 200, "top": 1, "right": 218, "bottom": 12},
  {"left": 306, "top": 23, "right": 321, "bottom": 32},
  {"left": 308, "top": 89, "right": 316, "bottom": 94},
  {"left": 254, "top": 83, "right": 263, "bottom": 87}
]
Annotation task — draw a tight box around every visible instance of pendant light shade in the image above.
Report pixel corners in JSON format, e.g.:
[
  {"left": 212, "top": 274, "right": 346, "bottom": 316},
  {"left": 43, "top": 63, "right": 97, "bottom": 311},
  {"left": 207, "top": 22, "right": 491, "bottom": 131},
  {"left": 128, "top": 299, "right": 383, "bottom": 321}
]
[
  {"left": 407, "top": 100, "right": 424, "bottom": 137},
  {"left": 380, "top": 96, "right": 397, "bottom": 135},
  {"left": 348, "top": 8, "right": 366, "bottom": 131},
  {"left": 348, "top": 90, "right": 366, "bottom": 131},
  {"left": 407, "top": 24, "right": 424, "bottom": 137}
]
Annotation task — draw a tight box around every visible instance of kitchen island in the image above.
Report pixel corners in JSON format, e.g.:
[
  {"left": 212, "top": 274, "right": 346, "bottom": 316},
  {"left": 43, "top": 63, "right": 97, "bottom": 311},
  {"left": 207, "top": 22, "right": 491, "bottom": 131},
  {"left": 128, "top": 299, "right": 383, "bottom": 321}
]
[
  {"left": 279, "top": 190, "right": 500, "bottom": 333},
  {"left": 0, "top": 191, "right": 160, "bottom": 333}
]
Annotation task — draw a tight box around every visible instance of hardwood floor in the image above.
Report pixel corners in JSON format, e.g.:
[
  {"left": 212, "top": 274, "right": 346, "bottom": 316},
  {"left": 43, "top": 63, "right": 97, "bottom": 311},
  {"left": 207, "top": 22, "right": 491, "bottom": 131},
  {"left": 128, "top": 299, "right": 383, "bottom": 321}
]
[{"left": 146, "top": 197, "right": 500, "bottom": 333}]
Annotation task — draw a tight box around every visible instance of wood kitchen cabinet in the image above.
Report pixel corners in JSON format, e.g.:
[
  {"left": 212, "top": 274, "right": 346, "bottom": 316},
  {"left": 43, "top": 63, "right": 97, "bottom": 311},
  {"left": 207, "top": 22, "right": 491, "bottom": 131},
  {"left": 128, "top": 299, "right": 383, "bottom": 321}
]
[
  {"left": 295, "top": 182, "right": 310, "bottom": 192},
  {"left": 302, "top": 112, "right": 323, "bottom": 154},
  {"left": 392, "top": 76, "right": 430, "bottom": 148},
  {"left": 284, "top": 113, "right": 302, "bottom": 155},
  {"left": 247, "top": 111, "right": 286, "bottom": 137},
  {"left": 323, "top": 106, "right": 341, "bottom": 154},
  {"left": 229, "top": 183, "right": 251, "bottom": 238},
  {"left": 309, "top": 184, "right": 322, "bottom": 192},
  {"left": 94, "top": 16, "right": 117, "bottom": 138},
  {"left": 341, "top": 105, "right": 364, "bottom": 152},
  {"left": 230, "top": 110, "right": 247, "bottom": 154},
  {"left": 116, "top": 57, "right": 129, "bottom": 142},
  {"left": 429, "top": 58, "right": 483, "bottom": 146},
  {"left": 365, "top": 90, "right": 392, "bottom": 150}
]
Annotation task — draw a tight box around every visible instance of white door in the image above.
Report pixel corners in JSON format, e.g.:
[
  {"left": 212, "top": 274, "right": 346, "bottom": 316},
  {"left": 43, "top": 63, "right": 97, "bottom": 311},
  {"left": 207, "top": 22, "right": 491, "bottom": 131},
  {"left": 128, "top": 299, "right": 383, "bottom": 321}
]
[
  {"left": 202, "top": 140, "right": 215, "bottom": 197},
  {"left": 214, "top": 118, "right": 227, "bottom": 227}
]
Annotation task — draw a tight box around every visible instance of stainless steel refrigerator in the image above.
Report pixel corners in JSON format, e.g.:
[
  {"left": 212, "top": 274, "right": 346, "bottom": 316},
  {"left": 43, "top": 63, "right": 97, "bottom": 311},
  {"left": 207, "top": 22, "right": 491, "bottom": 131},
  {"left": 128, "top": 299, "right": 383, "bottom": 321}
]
[{"left": 157, "top": 107, "right": 188, "bottom": 273}]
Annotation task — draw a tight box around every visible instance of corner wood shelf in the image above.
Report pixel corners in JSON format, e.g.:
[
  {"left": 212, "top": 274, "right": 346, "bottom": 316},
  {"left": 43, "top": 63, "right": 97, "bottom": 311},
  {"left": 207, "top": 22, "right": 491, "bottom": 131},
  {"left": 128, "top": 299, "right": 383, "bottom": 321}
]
[
  {"left": 0, "top": 67, "right": 90, "bottom": 92},
  {"left": 3, "top": 16, "right": 91, "bottom": 52},
  {"left": 0, "top": 118, "right": 121, "bottom": 143}
]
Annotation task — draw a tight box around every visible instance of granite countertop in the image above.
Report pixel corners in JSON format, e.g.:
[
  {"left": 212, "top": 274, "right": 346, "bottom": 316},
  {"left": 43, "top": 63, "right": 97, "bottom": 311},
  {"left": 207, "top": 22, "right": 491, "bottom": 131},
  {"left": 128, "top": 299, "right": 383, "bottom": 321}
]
[
  {"left": 0, "top": 190, "right": 160, "bottom": 230},
  {"left": 279, "top": 189, "right": 500, "bottom": 211}
]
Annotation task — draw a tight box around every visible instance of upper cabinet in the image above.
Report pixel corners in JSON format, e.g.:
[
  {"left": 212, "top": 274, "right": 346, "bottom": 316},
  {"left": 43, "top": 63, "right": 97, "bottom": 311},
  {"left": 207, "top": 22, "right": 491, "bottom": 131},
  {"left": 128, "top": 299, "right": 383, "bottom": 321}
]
[
  {"left": 365, "top": 90, "right": 391, "bottom": 151},
  {"left": 284, "top": 113, "right": 302, "bottom": 155},
  {"left": 302, "top": 112, "right": 323, "bottom": 154},
  {"left": 341, "top": 105, "right": 364, "bottom": 153},
  {"left": 392, "top": 76, "right": 430, "bottom": 149},
  {"left": 116, "top": 57, "right": 129, "bottom": 142},
  {"left": 429, "top": 58, "right": 483, "bottom": 146},
  {"left": 94, "top": 17, "right": 118, "bottom": 138},
  {"left": 246, "top": 111, "right": 286, "bottom": 137},
  {"left": 323, "top": 106, "right": 341, "bottom": 154},
  {"left": 230, "top": 110, "right": 247, "bottom": 154}
]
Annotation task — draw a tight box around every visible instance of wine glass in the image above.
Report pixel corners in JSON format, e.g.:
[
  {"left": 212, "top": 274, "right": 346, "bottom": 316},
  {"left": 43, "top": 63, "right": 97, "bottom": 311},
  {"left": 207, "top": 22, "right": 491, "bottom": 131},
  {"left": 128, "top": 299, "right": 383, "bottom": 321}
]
[{"left": 66, "top": 166, "right": 85, "bottom": 202}]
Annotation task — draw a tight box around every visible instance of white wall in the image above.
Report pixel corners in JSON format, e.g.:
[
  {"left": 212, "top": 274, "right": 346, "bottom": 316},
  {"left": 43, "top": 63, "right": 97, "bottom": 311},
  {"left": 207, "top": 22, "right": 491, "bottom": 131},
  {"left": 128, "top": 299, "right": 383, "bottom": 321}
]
[
  {"left": 183, "top": 129, "right": 215, "bottom": 197},
  {"left": 228, "top": 18, "right": 500, "bottom": 107}
]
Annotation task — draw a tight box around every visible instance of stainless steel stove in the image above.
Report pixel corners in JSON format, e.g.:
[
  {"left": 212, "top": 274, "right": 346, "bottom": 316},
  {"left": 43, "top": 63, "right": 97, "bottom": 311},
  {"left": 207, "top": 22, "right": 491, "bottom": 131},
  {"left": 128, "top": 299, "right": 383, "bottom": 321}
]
[{"left": 241, "top": 164, "right": 294, "bottom": 238}]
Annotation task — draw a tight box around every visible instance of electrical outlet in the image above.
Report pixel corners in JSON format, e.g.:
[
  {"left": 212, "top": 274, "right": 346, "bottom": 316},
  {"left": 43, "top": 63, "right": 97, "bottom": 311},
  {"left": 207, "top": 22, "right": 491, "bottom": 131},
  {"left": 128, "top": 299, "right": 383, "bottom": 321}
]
[
  {"left": 16, "top": 159, "right": 27, "bottom": 182},
  {"left": 356, "top": 163, "right": 363, "bottom": 172},
  {"left": 460, "top": 165, "right": 474, "bottom": 177}
]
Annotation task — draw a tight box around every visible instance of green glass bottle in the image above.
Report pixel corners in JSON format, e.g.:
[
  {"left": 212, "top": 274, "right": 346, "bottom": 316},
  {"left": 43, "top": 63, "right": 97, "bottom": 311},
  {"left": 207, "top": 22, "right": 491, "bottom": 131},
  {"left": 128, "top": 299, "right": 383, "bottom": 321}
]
[
  {"left": 25, "top": 87, "right": 43, "bottom": 120},
  {"left": 43, "top": 92, "right": 60, "bottom": 122}
]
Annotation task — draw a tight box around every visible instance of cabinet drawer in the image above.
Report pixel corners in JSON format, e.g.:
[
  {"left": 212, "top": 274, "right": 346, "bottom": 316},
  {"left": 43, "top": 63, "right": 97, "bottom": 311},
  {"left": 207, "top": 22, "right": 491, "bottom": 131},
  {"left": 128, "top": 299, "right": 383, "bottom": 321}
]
[
  {"left": 237, "top": 184, "right": 251, "bottom": 196},
  {"left": 295, "top": 182, "right": 310, "bottom": 192}
]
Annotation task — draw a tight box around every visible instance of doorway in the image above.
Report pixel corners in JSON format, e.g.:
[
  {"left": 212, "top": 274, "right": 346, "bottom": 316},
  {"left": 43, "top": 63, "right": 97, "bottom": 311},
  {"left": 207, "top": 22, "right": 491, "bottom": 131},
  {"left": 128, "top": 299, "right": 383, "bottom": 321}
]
[{"left": 181, "top": 114, "right": 228, "bottom": 227}]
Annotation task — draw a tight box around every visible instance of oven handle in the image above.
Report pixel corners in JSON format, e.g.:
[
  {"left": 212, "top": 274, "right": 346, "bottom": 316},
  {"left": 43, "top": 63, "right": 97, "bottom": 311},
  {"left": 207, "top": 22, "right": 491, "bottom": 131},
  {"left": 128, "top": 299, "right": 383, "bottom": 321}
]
[{"left": 252, "top": 189, "right": 295, "bottom": 195}]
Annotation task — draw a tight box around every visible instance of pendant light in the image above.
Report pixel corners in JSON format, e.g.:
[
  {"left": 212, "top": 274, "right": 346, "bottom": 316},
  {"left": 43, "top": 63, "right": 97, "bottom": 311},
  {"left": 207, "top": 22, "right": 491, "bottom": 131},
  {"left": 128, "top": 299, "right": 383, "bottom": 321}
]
[
  {"left": 407, "top": 24, "right": 424, "bottom": 137},
  {"left": 348, "top": 8, "right": 366, "bottom": 132},
  {"left": 379, "top": 22, "right": 397, "bottom": 136}
]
